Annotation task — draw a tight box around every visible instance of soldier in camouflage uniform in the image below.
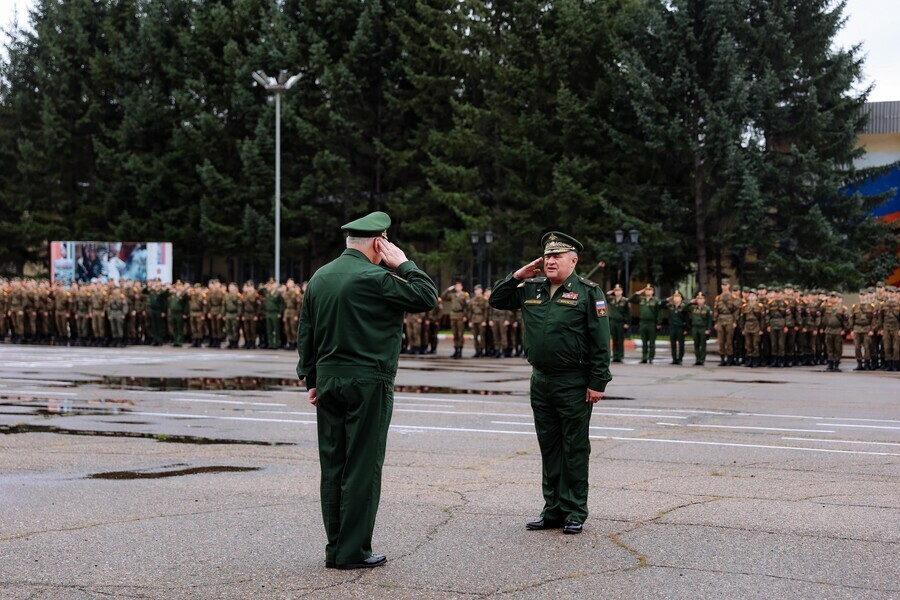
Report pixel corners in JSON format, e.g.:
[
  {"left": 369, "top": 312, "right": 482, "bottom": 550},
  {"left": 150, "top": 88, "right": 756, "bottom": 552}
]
[
  {"left": 444, "top": 280, "right": 470, "bottom": 359},
  {"left": 9, "top": 280, "right": 27, "bottom": 343},
  {"left": 52, "top": 282, "right": 72, "bottom": 345},
  {"left": 469, "top": 285, "right": 489, "bottom": 357},
  {"left": 130, "top": 282, "right": 147, "bottom": 344},
  {"left": 689, "top": 292, "right": 713, "bottom": 366},
  {"left": 739, "top": 291, "right": 766, "bottom": 368},
  {"left": 849, "top": 288, "right": 879, "bottom": 371},
  {"left": 223, "top": 283, "right": 243, "bottom": 349},
  {"left": 241, "top": 281, "right": 259, "bottom": 349},
  {"left": 282, "top": 279, "right": 302, "bottom": 351},
  {"left": 0, "top": 279, "right": 9, "bottom": 342},
  {"left": 107, "top": 285, "right": 129, "bottom": 347},
  {"left": 89, "top": 282, "right": 108, "bottom": 346},
  {"left": 713, "top": 279, "right": 739, "bottom": 366},
  {"left": 187, "top": 284, "right": 207, "bottom": 347},
  {"left": 881, "top": 286, "right": 899, "bottom": 371},
  {"left": 206, "top": 280, "right": 226, "bottom": 348},
  {"left": 822, "top": 292, "right": 848, "bottom": 372}
]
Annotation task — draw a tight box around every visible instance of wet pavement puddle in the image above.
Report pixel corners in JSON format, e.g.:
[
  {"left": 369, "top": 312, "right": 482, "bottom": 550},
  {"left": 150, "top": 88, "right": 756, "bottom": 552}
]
[
  {"left": 101, "top": 376, "right": 304, "bottom": 391},
  {"left": 88, "top": 465, "right": 260, "bottom": 480},
  {"left": 0, "top": 424, "right": 295, "bottom": 445}
]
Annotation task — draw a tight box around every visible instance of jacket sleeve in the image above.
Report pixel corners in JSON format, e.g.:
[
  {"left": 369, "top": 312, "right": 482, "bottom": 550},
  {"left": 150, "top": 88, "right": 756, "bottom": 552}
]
[
  {"left": 379, "top": 261, "right": 439, "bottom": 313},
  {"left": 296, "top": 286, "right": 316, "bottom": 390},
  {"left": 488, "top": 272, "right": 523, "bottom": 311},
  {"left": 587, "top": 286, "right": 612, "bottom": 392}
]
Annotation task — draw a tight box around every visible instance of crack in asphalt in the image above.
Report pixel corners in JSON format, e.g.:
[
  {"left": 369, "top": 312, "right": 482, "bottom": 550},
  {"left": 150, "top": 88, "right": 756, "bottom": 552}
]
[
  {"left": 0, "top": 501, "right": 297, "bottom": 542},
  {"left": 648, "top": 563, "right": 900, "bottom": 593}
]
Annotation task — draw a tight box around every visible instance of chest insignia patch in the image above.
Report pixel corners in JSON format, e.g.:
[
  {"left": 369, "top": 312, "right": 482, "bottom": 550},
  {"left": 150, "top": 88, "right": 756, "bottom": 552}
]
[
  {"left": 596, "top": 299, "right": 607, "bottom": 317},
  {"left": 524, "top": 299, "right": 543, "bottom": 305},
  {"left": 557, "top": 299, "right": 578, "bottom": 306},
  {"left": 562, "top": 292, "right": 579, "bottom": 300}
]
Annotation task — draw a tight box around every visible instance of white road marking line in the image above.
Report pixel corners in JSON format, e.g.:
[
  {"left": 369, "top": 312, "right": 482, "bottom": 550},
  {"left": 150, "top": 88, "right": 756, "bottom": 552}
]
[
  {"left": 490, "top": 420, "right": 634, "bottom": 432},
  {"left": 395, "top": 403, "right": 455, "bottom": 409},
  {"left": 256, "top": 410, "right": 317, "bottom": 416},
  {"left": 5, "top": 390, "right": 78, "bottom": 397},
  {"left": 132, "top": 411, "right": 315, "bottom": 424},
  {"left": 0, "top": 378, "right": 75, "bottom": 386},
  {"left": 606, "top": 436, "right": 900, "bottom": 457},
  {"left": 818, "top": 423, "right": 900, "bottom": 431},
  {"left": 394, "top": 394, "right": 522, "bottom": 406},
  {"left": 393, "top": 408, "right": 535, "bottom": 418},
  {"left": 389, "top": 425, "right": 533, "bottom": 435},
  {"left": 171, "top": 398, "right": 288, "bottom": 407},
  {"left": 656, "top": 422, "right": 836, "bottom": 434},
  {"left": 782, "top": 437, "right": 900, "bottom": 447},
  {"left": 737, "top": 412, "right": 900, "bottom": 424},
  {"left": 593, "top": 412, "right": 688, "bottom": 419}
]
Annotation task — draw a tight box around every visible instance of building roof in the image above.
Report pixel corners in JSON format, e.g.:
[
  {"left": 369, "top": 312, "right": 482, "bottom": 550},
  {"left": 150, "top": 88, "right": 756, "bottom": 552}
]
[{"left": 861, "top": 101, "right": 900, "bottom": 135}]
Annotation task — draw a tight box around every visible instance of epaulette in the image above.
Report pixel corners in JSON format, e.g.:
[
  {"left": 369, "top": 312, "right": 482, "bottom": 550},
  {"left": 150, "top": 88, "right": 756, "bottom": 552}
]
[
  {"left": 578, "top": 276, "right": 598, "bottom": 288},
  {"left": 524, "top": 276, "right": 547, "bottom": 284}
]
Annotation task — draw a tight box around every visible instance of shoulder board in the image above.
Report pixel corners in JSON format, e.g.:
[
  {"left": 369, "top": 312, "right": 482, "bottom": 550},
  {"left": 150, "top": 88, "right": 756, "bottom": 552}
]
[
  {"left": 578, "top": 276, "right": 598, "bottom": 288},
  {"left": 388, "top": 272, "right": 408, "bottom": 283},
  {"left": 524, "top": 276, "right": 547, "bottom": 284}
]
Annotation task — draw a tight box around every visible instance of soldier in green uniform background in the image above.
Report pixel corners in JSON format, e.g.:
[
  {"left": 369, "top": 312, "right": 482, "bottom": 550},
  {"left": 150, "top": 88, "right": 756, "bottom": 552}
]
[
  {"left": 187, "top": 284, "right": 207, "bottom": 347},
  {"left": 9, "top": 280, "right": 26, "bottom": 343},
  {"left": 263, "top": 279, "right": 284, "bottom": 350},
  {"left": 607, "top": 284, "right": 630, "bottom": 363},
  {"left": 207, "top": 280, "right": 226, "bottom": 348},
  {"left": 0, "top": 279, "right": 9, "bottom": 342},
  {"left": 52, "top": 281, "right": 71, "bottom": 345},
  {"left": 629, "top": 284, "right": 662, "bottom": 364},
  {"left": 662, "top": 290, "right": 689, "bottom": 365},
  {"left": 689, "top": 292, "right": 713, "bottom": 365},
  {"left": 765, "top": 287, "right": 788, "bottom": 367},
  {"left": 167, "top": 282, "right": 188, "bottom": 347},
  {"left": 107, "top": 286, "right": 129, "bottom": 346},
  {"left": 490, "top": 231, "right": 611, "bottom": 535},
  {"left": 147, "top": 280, "right": 168, "bottom": 346},
  {"left": 444, "top": 279, "right": 470, "bottom": 359},
  {"left": 89, "top": 283, "right": 107, "bottom": 346},
  {"left": 282, "top": 279, "right": 302, "bottom": 350},
  {"left": 297, "top": 211, "right": 437, "bottom": 570}
]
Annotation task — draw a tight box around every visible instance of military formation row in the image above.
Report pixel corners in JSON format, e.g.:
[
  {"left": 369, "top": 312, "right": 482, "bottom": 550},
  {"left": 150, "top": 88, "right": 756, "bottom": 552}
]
[
  {"left": 607, "top": 281, "right": 900, "bottom": 372},
  {"left": 0, "top": 277, "right": 307, "bottom": 350}
]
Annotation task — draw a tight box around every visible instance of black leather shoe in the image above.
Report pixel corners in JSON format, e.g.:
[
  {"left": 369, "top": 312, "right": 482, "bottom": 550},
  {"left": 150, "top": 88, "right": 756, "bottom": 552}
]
[
  {"left": 563, "top": 521, "right": 583, "bottom": 534},
  {"left": 526, "top": 517, "right": 563, "bottom": 530},
  {"left": 335, "top": 554, "right": 386, "bottom": 570}
]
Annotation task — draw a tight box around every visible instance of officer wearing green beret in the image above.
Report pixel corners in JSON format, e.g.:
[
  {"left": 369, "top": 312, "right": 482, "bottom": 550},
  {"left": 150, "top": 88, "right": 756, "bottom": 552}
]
[
  {"left": 490, "top": 231, "right": 612, "bottom": 535},
  {"left": 297, "top": 211, "right": 438, "bottom": 570}
]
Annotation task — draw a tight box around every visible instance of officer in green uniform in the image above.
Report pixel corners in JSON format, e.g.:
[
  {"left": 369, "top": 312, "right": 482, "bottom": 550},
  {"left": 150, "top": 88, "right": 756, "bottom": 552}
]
[
  {"left": 662, "top": 291, "right": 689, "bottom": 364},
  {"left": 147, "top": 280, "right": 168, "bottom": 346},
  {"left": 263, "top": 279, "right": 285, "bottom": 350},
  {"left": 490, "top": 231, "right": 612, "bottom": 535},
  {"left": 167, "top": 282, "right": 188, "bottom": 347},
  {"left": 607, "top": 284, "right": 630, "bottom": 363},
  {"left": 297, "top": 211, "right": 437, "bottom": 570},
  {"left": 107, "top": 286, "right": 129, "bottom": 346},
  {"left": 629, "top": 284, "right": 662, "bottom": 364},
  {"left": 689, "top": 292, "right": 713, "bottom": 365}
]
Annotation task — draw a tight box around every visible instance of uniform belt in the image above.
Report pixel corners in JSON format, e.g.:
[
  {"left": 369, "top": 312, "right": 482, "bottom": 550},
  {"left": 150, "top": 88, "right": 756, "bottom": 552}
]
[
  {"left": 533, "top": 366, "right": 590, "bottom": 379},
  {"left": 315, "top": 365, "right": 395, "bottom": 381}
]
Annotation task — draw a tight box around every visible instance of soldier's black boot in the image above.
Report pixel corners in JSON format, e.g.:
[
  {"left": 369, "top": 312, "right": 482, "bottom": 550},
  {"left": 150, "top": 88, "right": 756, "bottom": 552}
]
[
  {"left": 718, "top": 356, "right": 726, "bottom": 366},
  {"left": 826, "top": 361, "right": 834, "bottom": 372},
  {"left": 853, "top": 360, "right": 865, "bottom": 371}
]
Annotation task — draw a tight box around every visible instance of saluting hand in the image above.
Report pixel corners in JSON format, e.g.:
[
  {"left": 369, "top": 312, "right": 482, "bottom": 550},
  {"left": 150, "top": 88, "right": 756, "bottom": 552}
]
[
  {"left": 376, "top": 238, "right": 408, "bottom": 269},
  {"left": 586, "top": 388, "right": 604, "bottom": 404},
  {"left": 514, "top": 257, "right": 543, "bottom": 280}
]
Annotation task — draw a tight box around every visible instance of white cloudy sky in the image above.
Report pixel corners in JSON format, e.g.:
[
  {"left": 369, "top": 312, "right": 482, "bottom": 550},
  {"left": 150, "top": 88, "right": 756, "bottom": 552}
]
[{"left": 1, "top": 0, "right": 898, "bottom": 101}]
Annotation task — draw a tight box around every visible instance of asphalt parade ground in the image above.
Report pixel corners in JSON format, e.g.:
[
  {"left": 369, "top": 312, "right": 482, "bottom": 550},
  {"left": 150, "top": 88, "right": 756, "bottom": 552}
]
[{"left": 0, "top": 344, "right": 898, "bottom": 599}]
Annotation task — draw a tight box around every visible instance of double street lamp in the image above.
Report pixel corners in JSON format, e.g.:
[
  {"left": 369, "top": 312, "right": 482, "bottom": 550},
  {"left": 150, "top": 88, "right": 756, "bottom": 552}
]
[
  {"left": 470, "top": 230, "right": 494, "bottom": 290},
  {"left": 614, "top": 227, "right": 640, "bottom": 294},
  {"left": 251, "top": 69, "right": 303, "bottom": 283}
]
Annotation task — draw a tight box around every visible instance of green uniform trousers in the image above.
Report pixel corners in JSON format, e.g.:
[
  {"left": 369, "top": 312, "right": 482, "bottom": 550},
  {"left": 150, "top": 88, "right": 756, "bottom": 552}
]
[
  {"left": 316, "top": 375, "right": 393, "bottom": 566},
  {"left": 266, "top": 313, "right": 282, "bottom": 348},
  {"left": 610, "top": 321, "right": 626, "bottom": 361},
  {"left": 450, "top": 316, "right": 465, "bottom": 349},
  {"left": 169, "top": 314, "right": 184, "bottom": 346},
  {"left": 825, "top": 333, "right": 843, "bottom": 362},
  {"left": 669, "top": 329, "right": 685, "bottom": 363},
  {"left": 691, "top": 328, "right": 708, "bottom": 363},
  {"left": 149, "top": 310, "right": 165, "bottom": 344},
  {"left": 530, "top": 370, "right": 593, "bottom": 524},
  {"left": 639, "top": 321, "right": 657, "bottom": 361}
]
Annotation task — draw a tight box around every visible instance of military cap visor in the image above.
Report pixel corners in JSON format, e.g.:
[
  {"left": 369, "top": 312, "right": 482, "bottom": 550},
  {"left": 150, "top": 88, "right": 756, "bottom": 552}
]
[
  {"left": 541, "top": 231, "right": 583, "bottom": 255},
  {"left": 341, "top": 211, "right": 391, "bottom": 238}
]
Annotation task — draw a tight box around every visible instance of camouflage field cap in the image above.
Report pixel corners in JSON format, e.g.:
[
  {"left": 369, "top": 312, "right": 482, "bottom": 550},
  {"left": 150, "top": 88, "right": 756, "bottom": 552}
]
[{"left": 541, "top": 231, "right": 583, "bottom": 255}]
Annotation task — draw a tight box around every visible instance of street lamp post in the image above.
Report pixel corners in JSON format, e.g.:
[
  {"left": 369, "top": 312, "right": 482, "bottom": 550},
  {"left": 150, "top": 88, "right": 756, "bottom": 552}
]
[
  {"left": 470, "top": 230, "right": 494, "bottom": 289},
  {"left": 614, "top": 227, "right": 640, "bottom": 294},
  {"left": 251, "top": 69, "right": 302, "bottom": 283}
]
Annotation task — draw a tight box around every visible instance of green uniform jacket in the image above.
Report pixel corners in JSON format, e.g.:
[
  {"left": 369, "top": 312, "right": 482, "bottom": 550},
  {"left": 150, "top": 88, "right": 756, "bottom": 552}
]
[
  {"left": 489, "top": 271, "right": 612, "bottom": 392},
  {"left": 662, "top": 299, "right": 690, "bottom": 332},
  {"left": 608, "top": 295, "right": 630, "bottom": 324},
  {"left": 297, "top": 249, "right": 438, "bottom": 389},
  {"left": 689, "top": 304, "right": 713, "bottom": 329},
  {"left": 628, "top": 294, "right": 663, "bottom": 324}
]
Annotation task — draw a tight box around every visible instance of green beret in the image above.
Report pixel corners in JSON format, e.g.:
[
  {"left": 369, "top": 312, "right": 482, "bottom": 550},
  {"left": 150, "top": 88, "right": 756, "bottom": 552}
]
[
  {"left": 341, "top": 211, "right": 391, "bottom": 238},
  {"left": 541, "top": 231, "right": 583, "bottom": 255}
]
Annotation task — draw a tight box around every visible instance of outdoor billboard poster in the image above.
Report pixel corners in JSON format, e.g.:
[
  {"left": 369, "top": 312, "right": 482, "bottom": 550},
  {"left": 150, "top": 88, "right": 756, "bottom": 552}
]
[{"left": 50, "top": 241, "right": 174, "bottom": 284}]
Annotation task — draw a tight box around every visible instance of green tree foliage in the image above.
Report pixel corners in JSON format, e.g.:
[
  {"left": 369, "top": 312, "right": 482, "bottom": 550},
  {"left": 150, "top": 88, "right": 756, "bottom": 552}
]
[{"left": 0, "top": 0, "right": 892, "bottom": 290}]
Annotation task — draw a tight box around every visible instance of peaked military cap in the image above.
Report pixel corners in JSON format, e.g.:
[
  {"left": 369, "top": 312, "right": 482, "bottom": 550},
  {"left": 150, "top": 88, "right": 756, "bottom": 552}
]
[
  {"left": 612, "top": 283, "right": 623, "bottom": 291},
  {"left": 341, "top": 211, "right": 391, "bottom": 238},
  {"left": 695, "top": 291, "right": 705, "bottom": 298},
  {"left": 876, "top": 280, "right": 885, "bottom": 287},
  {"left": 672, "top": 290, "right": 683, "bottom": 298},
  {"left": 721, "top": 278, "right": 731, "bottom": 285},
  {"left": 541, "top": 231, "right": 583, "bottom": 255},
  {"left": 829, "top": 290, "right": 840, "bottom": 297}
]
